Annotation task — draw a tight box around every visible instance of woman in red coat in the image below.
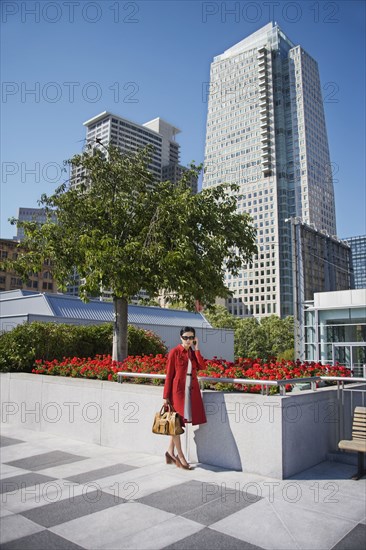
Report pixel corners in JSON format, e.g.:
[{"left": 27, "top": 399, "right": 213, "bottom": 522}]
[{"left": 163, "top": 326, "right": 207, "bottom": 470}]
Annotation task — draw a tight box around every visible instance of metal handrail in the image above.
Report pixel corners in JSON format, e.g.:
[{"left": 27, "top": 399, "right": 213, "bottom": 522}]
[
  {"left": 320, "top": 376, "right": 366, "bottom": 383},
  {"left": 117, "top": 372, "right": 325, "bottom": 396},
  {"left": 117, "top": 371, "right": 366, "bottom": 396}
]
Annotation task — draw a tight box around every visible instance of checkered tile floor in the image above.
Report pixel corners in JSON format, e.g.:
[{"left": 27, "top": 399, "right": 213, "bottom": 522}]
[{"left": 1, "top": 428, "right": 365, "bottom": 549}]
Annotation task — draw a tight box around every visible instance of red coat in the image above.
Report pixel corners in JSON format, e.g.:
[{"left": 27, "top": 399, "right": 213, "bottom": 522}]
[{"left": 163, "top": 344, "right": 207, "bottom": 426}]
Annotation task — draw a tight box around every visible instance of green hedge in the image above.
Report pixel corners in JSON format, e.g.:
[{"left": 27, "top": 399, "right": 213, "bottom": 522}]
[{"left": 0, "top": 322, "right": 167, "bottom": 373}]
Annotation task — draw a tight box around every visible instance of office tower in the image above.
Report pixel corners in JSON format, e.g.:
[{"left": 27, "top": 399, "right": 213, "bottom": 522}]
[
  {"left": 72, "top": 111, "right": 197, "bottom": 192},
  {"left": 69, "top": 112, "right": 197, "bottom": 298},
  {"left": 203, "top": 22, "right": 337, "bottom": 317},
  {"left": 344, "top": 235, "right": 366, "bottom": 289},
  {"left": 288, "top": 219, "right": 352, "bottom": 359},
  {"left": 293, "top": 221, "right": 351, "bottom": 301},
  {"left": 15, "top": 207, "right": 56, "bottom": 241}
]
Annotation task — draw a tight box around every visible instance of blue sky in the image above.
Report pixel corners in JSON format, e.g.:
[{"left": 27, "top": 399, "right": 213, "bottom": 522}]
[{"left": 1, "top": 0, "right": 365, "bottom": 239}]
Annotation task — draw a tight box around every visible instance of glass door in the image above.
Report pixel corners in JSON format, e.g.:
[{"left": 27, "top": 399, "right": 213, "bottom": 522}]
[{"left": 332, "top": 344, "right": 366, "bottom": 376}]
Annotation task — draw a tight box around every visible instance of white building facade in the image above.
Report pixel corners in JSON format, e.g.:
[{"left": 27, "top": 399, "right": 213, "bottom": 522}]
[
  {"left": 203, "top": 23, "right": 336, "bottom": 318},
  {"left": 304, "top": 289, "right": 366, "bottom": 376},
  {"left": 71, "top": 111, "right": 193, "bottom": 189},
  {"left": 16, "top": 207, "right": 57, "bottom": 241}
]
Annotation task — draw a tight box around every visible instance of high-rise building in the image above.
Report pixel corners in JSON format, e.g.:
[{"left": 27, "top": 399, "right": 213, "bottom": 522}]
[
  {"left": 291, "top": 220, "right": 351, "bottom": 303},
  {"left": 344, "top": 235, "right": 366, "bottom": 289},
  {"left": 288, "top": 218, "right": 352, "bottom": 360},
  {"left": 72, "top": 112, "right": 197, "bottom": 191},
  {"left": 203, "top": 22, "right": 337, "bottom": 318},
  {"left": 16, "top": 208, "right": 46, "bottom": 241},
  {"left": 15, "top": 207, "right": 56, "bottom": 241},
  {"left": 69, "top": 112, "right": 197, "bottom": 299}
]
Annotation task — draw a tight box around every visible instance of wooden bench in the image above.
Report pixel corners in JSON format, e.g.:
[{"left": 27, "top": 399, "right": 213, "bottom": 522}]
[{"left": 338, "top": 406, "right": 366, "bottom": 480}]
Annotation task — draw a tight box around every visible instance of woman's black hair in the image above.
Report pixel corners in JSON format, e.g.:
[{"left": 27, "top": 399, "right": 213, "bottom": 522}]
[{"left": 180, "top": 326, "right": 196, "bottom": 337}]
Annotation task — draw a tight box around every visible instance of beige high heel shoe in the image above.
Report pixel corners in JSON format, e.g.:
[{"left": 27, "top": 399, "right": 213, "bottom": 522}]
[
  {"left": 165, "top": 452, "right": 177, "bottom": 465},
  {"left": 175, "top": 455, "right": 192, "bottom": 470}
]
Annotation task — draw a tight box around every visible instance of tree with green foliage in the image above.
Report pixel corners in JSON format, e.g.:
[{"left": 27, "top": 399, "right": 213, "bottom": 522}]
[
  {"left": 203, "top": 304, "right": 238, "bottom": 330},
  {"left": 234, "top": 317, "right": 265, "bottom": 358},
  {"left": 260, "top": 315, "right": 294, "bottom": 359},
  {"left": 5, "top": 144, "right": 257, "bottom": 361},
  {"left": 205, "top": 305, "right": 294, "bottom": 360},
  {"left": 234, "top": 315, "right": 294, "bottom": 359}
]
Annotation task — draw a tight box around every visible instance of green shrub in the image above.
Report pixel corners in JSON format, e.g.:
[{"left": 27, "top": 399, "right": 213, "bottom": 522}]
[
  {"left": 276, "top": 348, "right": 295, "bottom": 361},
  {"left": 0, "top": 322, "right": 167, "bottom": 373},
  {"left": 127, "top": 325, "right": 167, "bottom": 356}
]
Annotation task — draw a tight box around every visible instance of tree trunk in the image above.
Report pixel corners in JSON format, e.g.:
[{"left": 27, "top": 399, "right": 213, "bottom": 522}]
[{"left": 112, "top": 296, "right": 128, "bottom": 362}]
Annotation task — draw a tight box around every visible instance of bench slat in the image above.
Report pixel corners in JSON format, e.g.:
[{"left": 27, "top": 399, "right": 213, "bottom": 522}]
[
  {"left": 339, "top": 439, "right": 366, "bottom": 453},
  {"left": 338, "top": 408, "right": 366, "bottom": 456}
]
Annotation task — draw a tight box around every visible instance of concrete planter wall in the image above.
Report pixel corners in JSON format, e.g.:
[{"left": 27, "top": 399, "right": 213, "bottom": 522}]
[{"left": 0, "top": 373, "right": 362, "bottom": 478}]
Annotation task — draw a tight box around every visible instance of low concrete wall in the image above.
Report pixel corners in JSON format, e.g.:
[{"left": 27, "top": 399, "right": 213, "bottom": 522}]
[{"left": 0, "top": 373, "right": 361, "bottom": 478}]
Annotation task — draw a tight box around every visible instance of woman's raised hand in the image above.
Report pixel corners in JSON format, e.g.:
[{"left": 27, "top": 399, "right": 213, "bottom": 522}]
[{"left": 192, "top": 336, "right": 199, "bottom": 351}]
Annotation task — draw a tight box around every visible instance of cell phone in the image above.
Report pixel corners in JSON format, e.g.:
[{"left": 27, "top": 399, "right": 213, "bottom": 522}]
[{"left": 193, "top": 340, "right": 197, "bottom": 346}]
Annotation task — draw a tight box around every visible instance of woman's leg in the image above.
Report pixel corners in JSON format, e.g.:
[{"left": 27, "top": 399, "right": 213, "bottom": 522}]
[
  {"left": 167, "top": 435, "right": 175, "bottom": 457},
  {"left": 172, "top": 434, "right": 190, "bottom": 467}
]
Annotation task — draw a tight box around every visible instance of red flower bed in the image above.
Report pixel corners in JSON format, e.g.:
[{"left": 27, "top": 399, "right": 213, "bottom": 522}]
[{"left": 32, "top": 355, "right": 351, "bottom": 394}]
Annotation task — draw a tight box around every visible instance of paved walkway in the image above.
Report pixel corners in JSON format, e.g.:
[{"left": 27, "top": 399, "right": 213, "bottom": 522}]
[{"left": 0, "top": 425, "right": 365, "bottom": 550}]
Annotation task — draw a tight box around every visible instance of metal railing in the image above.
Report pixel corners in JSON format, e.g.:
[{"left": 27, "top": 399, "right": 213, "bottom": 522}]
[
  {"left": 117, "top": 372, "right": 366, "bottom": 396},
  {"left": 320, "top": 376, "right": 366, "bottom": 401},
  {"left": 319, "top": 376, "right": 366, "bottom": 442}
]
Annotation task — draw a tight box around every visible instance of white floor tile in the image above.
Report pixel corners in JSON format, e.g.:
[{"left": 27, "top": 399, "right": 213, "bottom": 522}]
[
  {"left": 104, "top": 515, "right": 203, "bottom": 550},
  {"left": 0, "top": 464, "right": 29, "bottom": 479},
  {"left": 102, "top": 470, "right": 186, "bottom": 500},
  {"left": 50, "top": 502, "right": 175, "bottom": 549},
  {"left": 0, "top": 514, "right": 45, "bottom": 544}
]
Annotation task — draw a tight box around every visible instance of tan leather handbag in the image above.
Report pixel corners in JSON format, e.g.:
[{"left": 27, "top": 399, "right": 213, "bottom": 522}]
[{"left": 152, "top": 404, "right": 184, "bottom": 436}]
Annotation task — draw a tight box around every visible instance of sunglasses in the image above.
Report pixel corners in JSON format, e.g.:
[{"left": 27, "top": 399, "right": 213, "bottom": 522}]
[{"left": 181, "top": 336, "right": 195, "bottom": 341}]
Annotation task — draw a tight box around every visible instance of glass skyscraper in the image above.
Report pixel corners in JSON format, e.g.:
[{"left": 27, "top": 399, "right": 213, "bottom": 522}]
[
  {"left": 203, "top": 22, "right": 337, "bottom": 318},
  {"left": 344, "top": 235, "right": 366, "bottom": 289}
]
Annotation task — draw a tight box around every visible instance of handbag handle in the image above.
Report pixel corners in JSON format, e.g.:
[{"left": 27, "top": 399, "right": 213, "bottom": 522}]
[{"left": 160, "top": 403, "right": 176, "bottom": 415}]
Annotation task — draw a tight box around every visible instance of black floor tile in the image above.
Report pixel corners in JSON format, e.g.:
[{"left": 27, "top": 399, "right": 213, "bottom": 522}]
[
  {"left": 0, "top": 529, "right": 86, "bottom": 550},
  {"left": 0, "top": 436, "right": 25, "bottom": 447},
  {"left": 136, "top": 480, "right": 220, "bottom": 515},
  {"left": 182, "top": 490, "right": 262, "bottom": 525},
  {"left": 137, "top": 480, "right": 262, "bottom": 525},
  {"left": 0, "top": 473, "right": 57, "bottom": 495},
  {"left": 162, "top": 526, "right": 264, "bottom": 550},
  {"left": 331, "top": 523, "right": 366, "bottom": 550},
  {"left": 4, "top": 451, "right": 88, "bottom": 471},
  {"left": 21, "top": 489, "right": 125, "bottom": 527},
  {"left": 64, "top": 462, "right": 137, "bottom": 484}
]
